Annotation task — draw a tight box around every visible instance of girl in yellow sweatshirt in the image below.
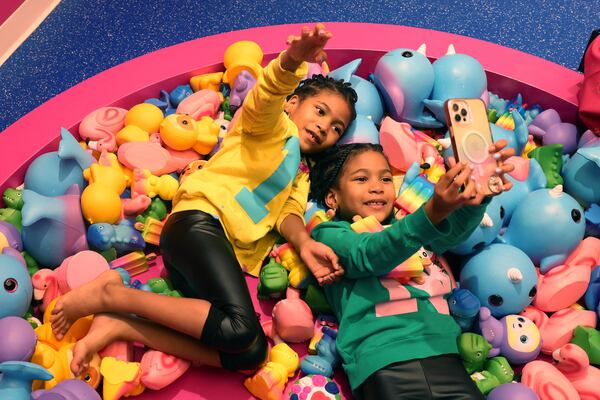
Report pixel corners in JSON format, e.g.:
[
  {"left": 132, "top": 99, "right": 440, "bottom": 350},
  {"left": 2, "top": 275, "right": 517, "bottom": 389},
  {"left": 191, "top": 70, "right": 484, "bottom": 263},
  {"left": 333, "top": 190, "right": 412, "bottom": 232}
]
[{"left": 50, "top": 24, "right": 358, "bottom": 376}]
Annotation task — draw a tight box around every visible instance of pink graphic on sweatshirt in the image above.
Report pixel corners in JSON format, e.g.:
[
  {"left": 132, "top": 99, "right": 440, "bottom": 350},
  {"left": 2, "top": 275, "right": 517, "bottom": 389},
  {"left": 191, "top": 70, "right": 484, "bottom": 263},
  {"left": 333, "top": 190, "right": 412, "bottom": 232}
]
[{"left": 375, "top": 263, "right": 453, "bottom": 317}]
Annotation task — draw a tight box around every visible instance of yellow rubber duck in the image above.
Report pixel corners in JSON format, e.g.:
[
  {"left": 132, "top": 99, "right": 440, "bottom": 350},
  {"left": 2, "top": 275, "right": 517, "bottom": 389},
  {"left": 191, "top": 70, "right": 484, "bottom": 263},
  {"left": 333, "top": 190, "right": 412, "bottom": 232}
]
[{"left": 159, "top": 114, "right": 220, "bottom": 155}]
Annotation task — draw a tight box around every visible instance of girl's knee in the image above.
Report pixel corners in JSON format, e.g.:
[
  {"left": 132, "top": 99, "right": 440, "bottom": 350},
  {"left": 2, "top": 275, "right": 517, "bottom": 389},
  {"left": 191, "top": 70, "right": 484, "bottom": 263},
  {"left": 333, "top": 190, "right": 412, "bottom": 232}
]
[{"left": 220, "top": 332, "right": 268, "bottom": 372}]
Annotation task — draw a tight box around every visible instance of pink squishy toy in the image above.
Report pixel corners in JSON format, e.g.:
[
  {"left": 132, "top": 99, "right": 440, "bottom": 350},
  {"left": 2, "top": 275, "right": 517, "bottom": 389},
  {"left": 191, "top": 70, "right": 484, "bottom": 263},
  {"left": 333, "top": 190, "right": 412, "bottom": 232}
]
[
  {"left": 533, "top": 237, "right": 600, "bottom": 312},
  {"left": 271, "top": 287, "right": 314, "bottom": 343},
  {"left": 139, "top": 350, "right": 191, "bottom": 391},
  {"left": 78, "top": 106, "right": 128, "bottom": 152},
  {"left": 32, "top": 250, "right": 110, "bottom": 311},
  {"left": 521, "top": 306, "right": 597, "bottom": 355},
  {"left": 554, "top": 343, "right": 600, "bottom": 400},
  {"left": 521, "top": 360, "right": 580, "bottom": 400}
]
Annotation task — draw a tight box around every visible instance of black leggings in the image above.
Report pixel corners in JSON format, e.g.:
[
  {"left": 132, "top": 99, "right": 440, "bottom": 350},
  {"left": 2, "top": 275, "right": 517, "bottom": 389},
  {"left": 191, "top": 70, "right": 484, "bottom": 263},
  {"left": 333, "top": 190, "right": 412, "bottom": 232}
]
[
  {"left": 160, "top": 210, "right": 268, "bottom": 371},
  {"left": 361, "top": 354, "right": 484, "bottom": 400}
]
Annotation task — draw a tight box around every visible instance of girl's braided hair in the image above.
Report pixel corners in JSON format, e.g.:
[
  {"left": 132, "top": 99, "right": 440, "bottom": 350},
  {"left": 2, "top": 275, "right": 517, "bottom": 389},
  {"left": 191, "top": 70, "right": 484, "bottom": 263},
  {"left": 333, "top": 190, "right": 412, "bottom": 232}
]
[
  {"left": 287, "top": 74, "right": 358, "bottom": 122},
  {"left": 309, "top": 143, "right": 387, "bottom": 208}
]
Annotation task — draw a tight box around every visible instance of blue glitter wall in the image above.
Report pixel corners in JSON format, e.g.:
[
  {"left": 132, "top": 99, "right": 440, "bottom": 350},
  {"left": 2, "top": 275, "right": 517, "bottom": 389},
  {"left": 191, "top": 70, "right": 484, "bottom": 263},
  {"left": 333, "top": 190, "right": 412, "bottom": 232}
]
[{"left": 1, "top": 0, "right": 599, "bottom": 131}]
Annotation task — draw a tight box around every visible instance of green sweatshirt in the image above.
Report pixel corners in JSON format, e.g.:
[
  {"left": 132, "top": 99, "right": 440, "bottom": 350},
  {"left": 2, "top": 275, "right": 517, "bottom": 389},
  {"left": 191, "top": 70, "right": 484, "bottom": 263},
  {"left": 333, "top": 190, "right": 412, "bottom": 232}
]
[{"left": 310, "top": 203, "right": 488, "bottom": 393}]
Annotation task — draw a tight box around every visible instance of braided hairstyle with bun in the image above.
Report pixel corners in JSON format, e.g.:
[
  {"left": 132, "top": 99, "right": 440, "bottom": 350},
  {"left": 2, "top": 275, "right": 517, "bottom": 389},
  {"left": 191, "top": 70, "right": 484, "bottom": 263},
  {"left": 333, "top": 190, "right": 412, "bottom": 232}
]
[
  {"left": 309, "top": 143, "right": 388, "bottom": 209},
  {"left": 288, "top": 74, "right": 358, "bottom": 123}
]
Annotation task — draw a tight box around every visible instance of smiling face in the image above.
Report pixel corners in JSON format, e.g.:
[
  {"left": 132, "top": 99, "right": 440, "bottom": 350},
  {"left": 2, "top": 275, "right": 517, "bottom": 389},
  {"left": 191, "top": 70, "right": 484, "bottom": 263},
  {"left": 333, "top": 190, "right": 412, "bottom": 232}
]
[
  {"left": 325, "top": 150, "right": 396, "bottom": 223},
  {"left": 285, "top": 90, "right": 352, "bottom": 154}
]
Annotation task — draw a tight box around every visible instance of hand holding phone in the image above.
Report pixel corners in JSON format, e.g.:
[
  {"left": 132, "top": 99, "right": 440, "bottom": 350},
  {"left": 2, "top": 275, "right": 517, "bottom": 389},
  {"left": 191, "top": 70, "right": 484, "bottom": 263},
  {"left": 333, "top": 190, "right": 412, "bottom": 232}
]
[{"left": 444, "top": 98, "right": 503, "bottom": 196}]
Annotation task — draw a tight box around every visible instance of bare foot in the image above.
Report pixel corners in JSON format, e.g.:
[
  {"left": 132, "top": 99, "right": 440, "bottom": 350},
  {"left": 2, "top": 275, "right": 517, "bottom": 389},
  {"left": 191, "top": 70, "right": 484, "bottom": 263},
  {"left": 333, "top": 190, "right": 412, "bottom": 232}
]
[
  {"left": 71, "top": 313, "right": 123, "bottom": 376},
  {"left": 51, "top": 269, "right": 123, "bottom": 339}
]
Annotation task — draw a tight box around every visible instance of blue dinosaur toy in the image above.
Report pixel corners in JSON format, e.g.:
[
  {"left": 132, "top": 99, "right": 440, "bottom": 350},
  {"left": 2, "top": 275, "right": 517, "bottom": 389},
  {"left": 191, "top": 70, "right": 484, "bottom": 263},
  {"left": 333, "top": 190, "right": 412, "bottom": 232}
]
[
  {"left": 300, "top": 326, "right": 340, "bottom": 378},
  {"left": 87, "top": 219, "right": 145, "bottom": 253},
  {"left": 448, "top": 287, "right": 481, "bottom": 332}
]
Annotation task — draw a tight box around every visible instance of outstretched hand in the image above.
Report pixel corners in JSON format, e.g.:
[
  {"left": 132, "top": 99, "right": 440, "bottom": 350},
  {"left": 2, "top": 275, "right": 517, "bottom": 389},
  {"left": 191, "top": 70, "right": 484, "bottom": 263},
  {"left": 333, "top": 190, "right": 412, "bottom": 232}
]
[
  {"left": 282, "top": 23, "right": 332, "bottom": 71},
  {"left": 424, "top": 139, "right": 515, "bottom": 225},
  {"left": 299, "top": 238, "right": 344, "bottom": 286}
]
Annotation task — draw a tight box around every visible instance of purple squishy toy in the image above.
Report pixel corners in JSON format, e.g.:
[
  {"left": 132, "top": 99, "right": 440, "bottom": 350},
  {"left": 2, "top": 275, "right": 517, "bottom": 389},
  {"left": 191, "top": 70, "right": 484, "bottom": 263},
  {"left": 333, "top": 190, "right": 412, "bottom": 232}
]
[
  {"left": 528, "top": 109, "right": 578, "bottom": 154},
  {"left": 0, "top": 220, "right": 22, "bottom": 251},
  {"left": 229, "top": 69, "right": 256, "bottom": 110},
  {"left": 0, "top": 316, "right": 37, "bottom": 362},
  {"left": 478, "top": 306, "right": 542, "bottom": 365},
  {"left": 31, "top": 379, "right": 102, "bottom": 400},
  {"left": 487, "top": 382, "right": 540, "bottom": 400}
]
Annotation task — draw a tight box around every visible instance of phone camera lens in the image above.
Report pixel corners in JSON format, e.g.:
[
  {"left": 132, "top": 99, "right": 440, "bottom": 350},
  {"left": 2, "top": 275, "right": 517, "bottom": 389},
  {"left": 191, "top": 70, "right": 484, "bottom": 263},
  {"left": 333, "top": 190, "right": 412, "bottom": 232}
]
[
  {"left": 452, "top": 104, "right": 459, "bottom": 111},
  {"left": 460, "top": 109, "right": 467, "bottom": 116},
  {"left": 454, "top": 114, "right": 461, "bottom": 122}
]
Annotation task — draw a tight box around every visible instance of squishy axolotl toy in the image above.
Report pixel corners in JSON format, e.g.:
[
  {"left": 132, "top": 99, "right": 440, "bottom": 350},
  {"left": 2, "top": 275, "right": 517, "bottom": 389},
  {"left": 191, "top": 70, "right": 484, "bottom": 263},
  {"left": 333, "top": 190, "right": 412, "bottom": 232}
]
[
  {"left": 87, "top": 219, "right": 145, "bottom": 253},
  {"left": 500, "top": 186, "right": 585, "bottom": 273},
  {"left": 24, "top": 128, "right": 94, "bottom": 197},
  {"left": 479, "top": 306, "right": 541, "bottom": 364},
  {"left": 460, "top": 244, "right": 537, "bottom": 317},
  {"left": 448, "top": 288, "right": 481, "bottom": 331},
  {"left": 0, "top": 248, "right": 33, "bottom": 318},
  {"left": 554, "top": 343, "right": 600, "bottom": 400}
]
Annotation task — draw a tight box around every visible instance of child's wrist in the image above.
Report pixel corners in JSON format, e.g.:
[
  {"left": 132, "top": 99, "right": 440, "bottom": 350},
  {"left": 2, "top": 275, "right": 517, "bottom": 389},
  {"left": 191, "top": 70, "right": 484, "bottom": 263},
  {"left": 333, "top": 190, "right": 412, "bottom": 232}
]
[
  {"left": 281, "top": 50, "right": 303, "bottom": 72},
  {"left": 423, "top": 200, "right": 448, "bottom": 226}
]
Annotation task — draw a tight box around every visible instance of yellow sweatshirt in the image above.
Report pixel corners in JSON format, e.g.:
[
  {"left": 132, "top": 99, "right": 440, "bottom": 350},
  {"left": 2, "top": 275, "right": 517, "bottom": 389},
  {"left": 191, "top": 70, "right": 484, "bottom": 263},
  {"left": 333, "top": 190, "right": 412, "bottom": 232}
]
[{"left": 172, "top": 53, "right": 309, "bottom": 276}]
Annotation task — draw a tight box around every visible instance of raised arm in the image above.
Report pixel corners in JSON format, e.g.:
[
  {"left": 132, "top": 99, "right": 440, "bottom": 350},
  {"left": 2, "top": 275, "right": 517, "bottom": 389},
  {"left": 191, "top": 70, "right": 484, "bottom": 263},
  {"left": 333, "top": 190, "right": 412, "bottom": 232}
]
[{"left": 239, "top": 24, "right": 331, "bottom": 137}]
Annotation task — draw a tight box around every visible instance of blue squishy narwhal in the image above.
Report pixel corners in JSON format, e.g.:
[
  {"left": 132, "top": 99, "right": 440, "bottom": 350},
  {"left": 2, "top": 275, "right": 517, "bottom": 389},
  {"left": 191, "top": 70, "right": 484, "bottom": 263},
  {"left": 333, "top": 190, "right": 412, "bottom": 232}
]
[
  {"left": 372, "top": 44, "right": 443, "bottom": 128},
  {"left": 500, "top": 185, "right": 585, "bottom": 273},
  {"left": 24, "top": 128, "right": 94, "bottom": 197},
  {"left": 423, "top": 44, "right": 488, "bottom": 124},
  {"left": 21, "top": 185, "right": 88, "bottom": 268},
  {"left": 563, "top": 141, "right": 600, "bottom": 207}
]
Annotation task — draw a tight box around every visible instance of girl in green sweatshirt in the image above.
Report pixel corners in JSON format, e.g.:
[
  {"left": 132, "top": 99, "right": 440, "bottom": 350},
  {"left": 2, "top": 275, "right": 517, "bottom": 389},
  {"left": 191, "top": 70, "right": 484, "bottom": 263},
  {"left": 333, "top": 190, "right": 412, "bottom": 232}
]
[{"left": 309, "top": 142, "right": 514, "bottom": 399}]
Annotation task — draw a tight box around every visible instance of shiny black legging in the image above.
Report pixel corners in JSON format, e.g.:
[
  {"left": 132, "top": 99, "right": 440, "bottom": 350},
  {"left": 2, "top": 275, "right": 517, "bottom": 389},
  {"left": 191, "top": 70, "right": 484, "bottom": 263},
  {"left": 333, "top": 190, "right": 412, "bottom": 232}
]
[
  {"left": 361, "top": 354, "right": 485, "bottom": 400},
  {"left": 160, "top": 210, "right": 268, "bottom": 371}
]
